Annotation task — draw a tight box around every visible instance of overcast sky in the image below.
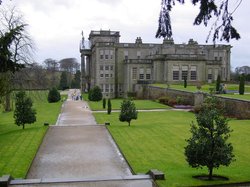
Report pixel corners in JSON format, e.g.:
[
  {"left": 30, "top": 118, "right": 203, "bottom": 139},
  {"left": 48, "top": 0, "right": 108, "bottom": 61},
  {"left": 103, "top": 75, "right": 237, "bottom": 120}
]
[{"left": 2, "top": 0, "right": 249, "bottom": 69}]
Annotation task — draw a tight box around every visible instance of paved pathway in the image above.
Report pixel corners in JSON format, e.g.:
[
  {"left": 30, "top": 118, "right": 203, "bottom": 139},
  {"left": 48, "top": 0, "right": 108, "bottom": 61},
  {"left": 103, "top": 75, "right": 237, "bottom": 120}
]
[{"left": 23, "top": 90, "right": 155, "bottom": 187}]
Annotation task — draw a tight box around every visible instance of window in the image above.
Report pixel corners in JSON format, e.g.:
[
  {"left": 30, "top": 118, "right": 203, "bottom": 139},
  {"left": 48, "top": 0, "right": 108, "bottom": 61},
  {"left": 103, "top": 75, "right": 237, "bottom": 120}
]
[
  {"left": 105, "top": 50, "right": 109, "bottom": 59},
  {"left": 146, "top": 68, "right": 151, "bottom": 80},
  {"left": 190, "top": 66, "right": 197, "bottom": 80},
  {"left": 100, "top": 50, "right": 104, "bottom": 60},
  {"left": 100, "top": 65, "right": 103, "bottom": 70},
  {"left": 100, "top": 74, "right": 104, "bottom": 78},
  {"left": 110, "top": 74, "right": 113, "bottom": 77},
  {"left": 181, "top": 65, "right": 188, "bottom": 80},
  {"left": 137, "top": 51, "right": 141, "bottom": 59},
  {"left": 110, "top": 65, "right": 113, "bottom": 71},
  {"left": 105, "top": 84, "right": 109, "bottom": 93},
  {"left": 124, "top": 51, "right": 128, "bottom": 60},
  {"left": 139, "top": 68, "right": 144, "bottom": 80},
  {"left": 208, "top": 69, "right": 212, "bottom": 80},
  {"left": 173, "top": 65, "right": 179, "bottom": 80},
  {"left": 105, "top": 74, "right": 109, "bottom": 78},
  {"left": 132, "top": 67, "right": 137, "bottom": 80},
  {"left": 105, "top": 65, "right": 109, "bottom": 70}
]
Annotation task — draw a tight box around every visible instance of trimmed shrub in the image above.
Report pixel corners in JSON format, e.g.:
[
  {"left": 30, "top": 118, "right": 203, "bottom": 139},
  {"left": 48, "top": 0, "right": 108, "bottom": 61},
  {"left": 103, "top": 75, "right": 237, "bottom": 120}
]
[
  {"left": 103, "top": 98, "right": 106, "bottom": 109},
  {"left": 184, "top": 77, "right": 187, "bottom": 88},
  {"left": 239, "top": 74, "right": 245, "bottom": 95},
  {"left": 216, "top": 74, "right": 221, "bottom": 92},
  {"left": 48, "top": 87, "right": 61, "bottom": 103},
  {"left": 88, "top": 86, "right": 102, "bottom": 101},
  {"left": 107, "top": 99, "right": 112, "bottom": 114}
]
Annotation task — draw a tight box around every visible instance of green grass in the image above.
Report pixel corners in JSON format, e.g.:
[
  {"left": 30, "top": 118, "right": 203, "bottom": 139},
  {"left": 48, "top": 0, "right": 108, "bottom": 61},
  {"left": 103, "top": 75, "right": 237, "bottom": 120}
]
[
  {"left": 94, "top": 111, "right": 250, "bottom": 186},
  {"left": 0, "top": 90, "right": 64, "bottom": 178},
  {"left": 82, "top": 94, "right": 170, "bottom": 111},
  {"left": 219, "top": 94, "right": 250, "bottom": 101},
  {"left": 151, "top": 83, "right": 250, "bottom": 101}
]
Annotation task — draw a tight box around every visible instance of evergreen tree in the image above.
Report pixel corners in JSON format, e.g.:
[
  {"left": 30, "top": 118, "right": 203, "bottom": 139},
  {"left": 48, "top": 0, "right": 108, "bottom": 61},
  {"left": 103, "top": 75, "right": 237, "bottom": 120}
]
[
  {"left": 59, "top": 71, "right": 68, "bottom": 90},
  {"left": 107, "top": 99, "right": 111, "bottom": 115},
  {"left": 103, "top": 98, "right": 106, "bottom": 109},
  {"left": 48, "top": 87, "right": 61, "bottom": 103},
  {"left": 184, "top": 77, "right": 187, "bottom": 88},
  {"left": 88, "top": 86, "right": 102, "bottom": 101},
  {"left": 239, "top": 74, "right": 245, "bottom": 95},
  {"left": 119, "top": 99, "right": 138, "bottom": 126},
  {"left": 14, "top": 91, "right": 36, "bottom": 129},
  {"left": 216, "top": 74, "right": 221, "bottom": 93},
  {"left": 184, "top": 97, "right": 234, "bottom": 180}
]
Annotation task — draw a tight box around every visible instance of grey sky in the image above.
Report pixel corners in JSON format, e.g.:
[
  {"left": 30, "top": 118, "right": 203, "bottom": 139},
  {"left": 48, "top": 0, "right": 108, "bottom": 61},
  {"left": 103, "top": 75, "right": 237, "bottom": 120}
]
[{"left": 2, "top": 0, "right": 249, "bottom": 69}]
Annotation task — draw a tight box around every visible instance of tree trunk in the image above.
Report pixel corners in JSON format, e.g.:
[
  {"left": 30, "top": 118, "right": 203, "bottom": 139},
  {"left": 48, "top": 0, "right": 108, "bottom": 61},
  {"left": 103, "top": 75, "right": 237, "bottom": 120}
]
[
  {"left": 22, "top": 124, "right": 25, "bottom": 129},
  {"left": 128, "top": 121, "right": 130, "bottom": 126},
  {"left": 208, "top": 167, "right": 213, "bottom": 180},
  {"left": 5, "top": 93, "right": 11, "bottom": 112}
]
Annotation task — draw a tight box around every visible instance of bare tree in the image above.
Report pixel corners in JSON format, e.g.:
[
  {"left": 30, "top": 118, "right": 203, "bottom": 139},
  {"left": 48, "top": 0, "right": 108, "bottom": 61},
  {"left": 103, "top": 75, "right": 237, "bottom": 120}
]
[
  {"left": 0, "top": 6, "right": 35, "bottom": 111},
  {"left": 44, "top": 58, "right": 59, "bottom": 72},
  {"left": 43, "top": 58, "right": 59, "bottom": 87},
  {"left": 59, "top": 58, "right": 80, "bottom": 73},
  {"left": 0, "top": 6, "right": 35, "bottom": 65}
]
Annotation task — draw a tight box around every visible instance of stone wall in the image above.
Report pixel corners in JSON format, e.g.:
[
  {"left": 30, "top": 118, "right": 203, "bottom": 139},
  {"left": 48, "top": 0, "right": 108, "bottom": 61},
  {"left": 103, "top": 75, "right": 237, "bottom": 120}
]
[
  {"left": 136, "top": 85, "right": 250, "bottom": 119},
  {"left": 138, "top": 85, "right": 195, "bottom": 105},
  {"left": 216, "top": 96, "right": 250, "bottom": 119}
]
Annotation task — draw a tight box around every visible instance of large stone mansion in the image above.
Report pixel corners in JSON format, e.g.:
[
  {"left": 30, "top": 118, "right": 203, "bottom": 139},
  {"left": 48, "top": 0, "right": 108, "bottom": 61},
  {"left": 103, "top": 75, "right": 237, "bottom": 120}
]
[{"left": 80, "top": 30, "right": 231, "bottom": 98}]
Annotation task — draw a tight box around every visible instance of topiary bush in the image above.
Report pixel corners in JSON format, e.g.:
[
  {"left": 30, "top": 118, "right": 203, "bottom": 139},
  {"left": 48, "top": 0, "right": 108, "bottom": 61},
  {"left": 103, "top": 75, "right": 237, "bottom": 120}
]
[
  {"left": 107, "top": 99, "right": 112, "bottom": 114},
  {"left": 88, "top": 86, "right": 102, "bottom": 101},
  {"left": 48, "top": 87, "right": 61, "bottom": 103},
  {"left": 103, "top": 98, "right": 106, "bottom": 109},
  {"left": 239, "top": 74, "right": 245, "bottom": 95}
]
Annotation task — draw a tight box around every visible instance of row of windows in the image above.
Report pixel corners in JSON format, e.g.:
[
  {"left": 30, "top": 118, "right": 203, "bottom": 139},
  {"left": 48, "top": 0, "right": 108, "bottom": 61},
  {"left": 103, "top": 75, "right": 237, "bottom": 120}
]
[
  {"left": 132, "top": 67, "right": 151, "bottom": 80},
  {"left": 100, "top": 50, "right": 113, "bottom": 60},
  {"left": 173, "top": 71, "right": 197, "bottom": 81},
  {"left": 100, "top": 65, "right": 113, "bottom": 71},
  {"left": 100, "top": 74, "right": 113, "bottom": 78},
  {"left": 124, "top": 51, "right": 141, "bottom": 60},
  {"left": 100, "top": 84, "right": 114, "bottom": 93}
]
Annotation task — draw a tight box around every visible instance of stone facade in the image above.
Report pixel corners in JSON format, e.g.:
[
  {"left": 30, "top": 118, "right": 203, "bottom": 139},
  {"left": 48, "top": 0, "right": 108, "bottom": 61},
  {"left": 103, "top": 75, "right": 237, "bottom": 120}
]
[{"left": 80, "top": 30, "right": 231, "bottom": 98}]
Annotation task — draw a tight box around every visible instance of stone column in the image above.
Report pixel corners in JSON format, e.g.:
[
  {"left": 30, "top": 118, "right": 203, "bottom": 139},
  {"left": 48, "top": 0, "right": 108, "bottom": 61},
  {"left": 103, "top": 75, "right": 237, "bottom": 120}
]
[{"left": 81, "top": 54, "right": 86, "bottom": 92}]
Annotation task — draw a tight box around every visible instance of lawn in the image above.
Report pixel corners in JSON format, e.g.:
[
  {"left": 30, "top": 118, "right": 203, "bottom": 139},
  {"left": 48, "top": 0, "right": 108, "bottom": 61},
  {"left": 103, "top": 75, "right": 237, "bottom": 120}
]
[
  {"left": 151, "top": 83, "right": 250, "bottom": 101},
  {"left": 82, "top": 94, "right": 170, "bottom": 110},
  {"left": 94, "top": 111, "right": 250, "bottom": 186},
  {"left": 0, "top": 90, "right": 64, "bottom": 178}
]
